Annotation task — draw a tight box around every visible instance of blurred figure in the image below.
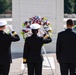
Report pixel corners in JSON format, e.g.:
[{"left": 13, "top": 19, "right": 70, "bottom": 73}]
[
  {"left": 56, "top": 19, "right": 76, "bottom": 75},
  {"left": 23, "top": 23, "right": 52, "bottom": 75},
  {"left": 0, "top": 20, "right": 20, "bottom": 75}
]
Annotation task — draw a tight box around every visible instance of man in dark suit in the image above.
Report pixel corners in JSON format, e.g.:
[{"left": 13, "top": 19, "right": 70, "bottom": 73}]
[
  {"left": 0, "top": 20, "right": 20, "bottom": 75},
  {"left": 23, "top": 23, "right": 52, "bottom": 75},
  {"left": 56, "top": 19, "right": 76, "bottom": 75}
]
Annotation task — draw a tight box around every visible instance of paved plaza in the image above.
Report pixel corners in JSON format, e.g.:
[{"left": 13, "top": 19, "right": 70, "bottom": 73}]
[{"left": 9, "top": 53, "right": 60, "bottom": 75}]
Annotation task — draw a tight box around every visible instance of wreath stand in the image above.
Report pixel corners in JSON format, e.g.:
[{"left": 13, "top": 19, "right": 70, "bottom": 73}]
[
  {"left": 20, "top": 46, "right": 54, "bottom": 75},
  {"left": 42, "top": 46, "right": 54, "bottom": 75}
]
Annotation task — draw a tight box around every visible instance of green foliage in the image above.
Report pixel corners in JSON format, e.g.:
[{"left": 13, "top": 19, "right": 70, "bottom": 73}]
[
  {"left": 20, "top": 31, "right": 26, "bottom": 40},
  {"left": 74, "top": 0, "right": 76, "bottom": 13},
  {"left": 0, "top": 0, "right": 7, "bottom": 14},
  {"left": 70, "top": 0, "right": 75, "bottom": 14},
  {"left": 64, "top": 0, "right": 71, "bottom": 14},
  {"left": 7, "top": 0, "right": 12, "bottom": 10},
  {"left": 64, "top": 0, "right": 76, "bottom": 14},
  {"left": 0, "top": 0, "right": 12, "bottom": 14}
]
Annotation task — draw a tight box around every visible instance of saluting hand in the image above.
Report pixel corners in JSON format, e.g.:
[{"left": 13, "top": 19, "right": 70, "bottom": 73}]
[{"left": 23, "top": 59, "right": 27, "bottom": 64}]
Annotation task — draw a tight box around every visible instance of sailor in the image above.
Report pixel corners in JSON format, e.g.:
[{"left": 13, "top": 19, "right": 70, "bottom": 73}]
[
  {"left": 0, "top": 20, "right": 20, "bottom": 75},
  {"left": 23, "top": 23, "right": 52, "bottom": 75}
]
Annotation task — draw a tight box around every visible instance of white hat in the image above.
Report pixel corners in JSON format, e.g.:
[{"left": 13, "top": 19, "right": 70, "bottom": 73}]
[
  {"left": 30, "top": 23, "right": 41, "bottom": 29},
  {"left": 0, "top": 20, "right": 7, "bottom": 26}
]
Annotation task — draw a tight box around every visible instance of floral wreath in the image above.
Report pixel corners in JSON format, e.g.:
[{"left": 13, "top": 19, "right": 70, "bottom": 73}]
[
  {"left": 72, "top": 25, "right": 76, "bottom": 33},
  {"left": 21, "top": 15, "right": 52, "bottom": 39}
]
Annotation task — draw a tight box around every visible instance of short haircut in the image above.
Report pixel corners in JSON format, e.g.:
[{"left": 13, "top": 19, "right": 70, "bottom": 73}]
[
  {"left": 0, "top": 25, "right": 5, "bottom": 28},
  {"left": 66, "top": 19, "right": 74, "bottom": 26}
]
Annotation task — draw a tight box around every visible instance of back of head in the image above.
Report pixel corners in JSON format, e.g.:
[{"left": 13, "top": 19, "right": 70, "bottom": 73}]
[
  {"left": 32, "top": 29, "right": 38, "bottom": 35},
  {"left": 30, "top": 23, "right": 41, "bottom": 35},
  {"left": 66, "top": 19, "right": 74, "bottom": 27}
]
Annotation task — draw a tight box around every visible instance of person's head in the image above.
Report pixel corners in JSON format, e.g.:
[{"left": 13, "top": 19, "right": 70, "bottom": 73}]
[
  {"left": 31, "top": 29, "right": 38, "bottom": 35},
  {"left": 30, "top": 23, "right": 41, "bottom": 35},
  {"left": 0, "top": 20, "right": 7, "bottom": 31},
  {"left": 66, "top": 19, "right": 74, "bottom": 29}
]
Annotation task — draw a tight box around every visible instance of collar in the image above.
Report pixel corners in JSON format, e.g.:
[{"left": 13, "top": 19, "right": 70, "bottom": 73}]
[
  {"left": 32, "top": 34, "right": 38, "bottom": 37},
  {"left": 65, "top": 29, "right": 72, "bottom": 32}
]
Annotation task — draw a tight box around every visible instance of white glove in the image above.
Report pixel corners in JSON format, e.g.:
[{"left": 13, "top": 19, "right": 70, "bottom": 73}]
[
  {"left": 8, "top": 25, "right": 14, "bottom": 32},
  {"left": 8, "top": 25, "right": 18, "bottom": 36}
]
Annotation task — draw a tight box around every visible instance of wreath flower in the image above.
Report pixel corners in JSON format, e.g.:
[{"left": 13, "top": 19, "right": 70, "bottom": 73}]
[
  {"left": 72, "top": 25, "right": 76, "bottom": 33},
  {"left": 21, "top": 16, "right": 52, "bottom": 39}
]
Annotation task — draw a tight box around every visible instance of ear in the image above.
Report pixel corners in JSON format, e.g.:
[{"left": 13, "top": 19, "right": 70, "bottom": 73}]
[{"left": 3, "top": 26, "right": 6, "bottom": 30}]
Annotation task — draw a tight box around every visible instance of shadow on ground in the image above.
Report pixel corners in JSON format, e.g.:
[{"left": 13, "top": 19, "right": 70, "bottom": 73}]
[
  {"left": 12, "top": 52, "right": 55, "bottom": 59},
  {"left": 12, "top": 53, "right": 23, "bottom": 59}
]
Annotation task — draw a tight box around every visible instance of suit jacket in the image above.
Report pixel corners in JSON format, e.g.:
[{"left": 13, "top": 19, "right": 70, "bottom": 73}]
[
  {"left": 0, "top": 31, "right": 20, "bottom": 64},
  {"left": 56, "top": 29, "right": 76, "bottom": 63},
  {"left": 23, "top": 34, "right": 52, "bottom": 63}
]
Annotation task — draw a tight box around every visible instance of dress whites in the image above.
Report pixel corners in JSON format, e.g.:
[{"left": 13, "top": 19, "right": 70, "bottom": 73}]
[
  {"left": 56, "top": 29, "right": 76, "bottom": 75},
  {"left": 0, "top": 31, "right": 20, "bottom": 75},
  {"left": 23, "top": 34, "right": 52, "bottom": 75}
]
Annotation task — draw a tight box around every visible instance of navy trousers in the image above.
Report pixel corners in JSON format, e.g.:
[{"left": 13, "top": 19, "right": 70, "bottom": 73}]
[
  {"left": 27, "top": 62, "right": 42, "bottom": 75},
  {"left": 0, "top": 64, "right": 10, "bottom": 75}
]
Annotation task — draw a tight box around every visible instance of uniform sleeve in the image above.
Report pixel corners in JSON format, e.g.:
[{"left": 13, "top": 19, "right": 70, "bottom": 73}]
[
  {"left": 23, "top": 38, "right": 28, "bottom": 59},
  {"left": 56, "top": 33, "right": 61, "bottom": 61},
  {"left": 43, "top": 37, "right": 52, "bottom": 44},
  {"left": 10, "top": 31, "right": 20, "bottom": 42}
]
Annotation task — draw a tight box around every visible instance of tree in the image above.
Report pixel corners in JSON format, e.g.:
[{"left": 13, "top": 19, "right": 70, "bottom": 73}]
[
  {"left": 0, "top": 0, "right": 9, "bottom": 14},
  {"left": 64, "top": 0, "right": 75, "bottom": 14},
  {"left": 7, "top": 0, "right": 12, "bottom": 10},
  {"left": 74, "top": 0, "right": 76, "bottom": 13},
  {"left": 64, "top": 0, "right": 71, "bottom": 14},
  {"left": 69, "top": 0, "right": 75, "bottom": 14},
  {"left": 4, "top": 0, "right": 12, "bottom": 14}
]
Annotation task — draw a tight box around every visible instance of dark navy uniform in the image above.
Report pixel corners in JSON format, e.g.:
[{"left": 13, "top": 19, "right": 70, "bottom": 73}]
[
  {"left": 23, "top": 34, "right": 52, "bottom": 75},
  {"left": 0, "top": 31, "right": 20, "bottom": 75}
]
